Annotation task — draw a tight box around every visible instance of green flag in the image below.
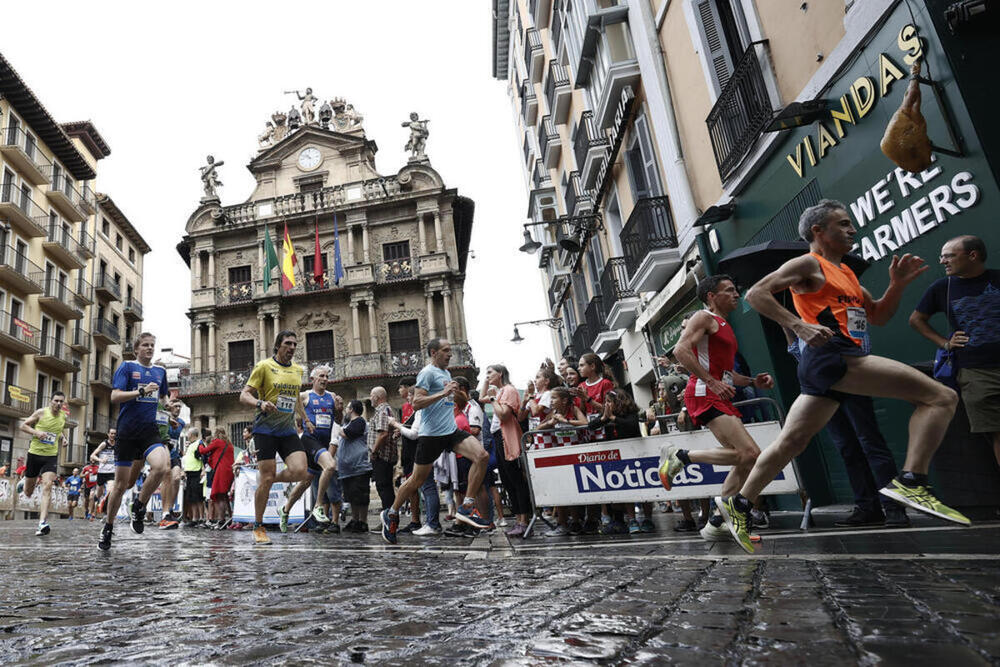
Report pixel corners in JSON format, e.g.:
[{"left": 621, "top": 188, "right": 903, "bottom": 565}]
[{"left": 263, "top": 225, "right": 279, "bottom": 288}]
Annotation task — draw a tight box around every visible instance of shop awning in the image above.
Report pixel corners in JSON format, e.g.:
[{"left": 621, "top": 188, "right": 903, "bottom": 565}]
[{"left": 718, "top": 240, "right": 870, "bottom": 289}]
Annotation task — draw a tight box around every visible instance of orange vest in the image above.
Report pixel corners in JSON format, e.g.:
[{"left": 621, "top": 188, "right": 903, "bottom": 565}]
[{"left": 791, "top": 253, "right": 868, "bottom": 349}]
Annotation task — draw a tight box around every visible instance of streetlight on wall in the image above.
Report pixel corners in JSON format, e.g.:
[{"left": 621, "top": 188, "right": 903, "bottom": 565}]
[{"left": 511, "top": 318, "right": 563, "bottom": 343}]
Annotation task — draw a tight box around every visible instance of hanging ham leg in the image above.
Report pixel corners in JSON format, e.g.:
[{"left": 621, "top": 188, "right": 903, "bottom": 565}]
[{"left": 880, "top": 61, "right": 933, "bottom": 173}]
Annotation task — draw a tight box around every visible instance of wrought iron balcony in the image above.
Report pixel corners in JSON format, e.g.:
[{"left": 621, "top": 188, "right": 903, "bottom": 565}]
[
  {"left": 79, "top": 183, "right": 97, "bottom": 215},
  {"left": 0, "top": 245, "right": 44, "bottom": 294},
  {"left": 571, "top": 321, "right": 591, "bottom": 358},
  {"left": 43, "top": 167, "right": 88, "bottom": 222},
  {"left": 0, "top": 183, "right": 47, "bottom": 237},
  {"left": 0, "top": 381, "right": 36, "bottom": 418},
  {"left": 573, "top": 111, "right": 609, "bottom": 188},
  {"left": 90, "top": 365, "right": 113, "bottom": 389},
  {"left": 35, "top": 276, "right": 84, "bottom": 320},
  {"left": 532, "top": 159, "right": 552, "bottom": 191},
  {"left": 380, "top": 257, "right": 413, "bottom": 282},
  {"left": 389, "top": 350, "right": 423, "bottom": 375},
  {"left": 226, "top": 281, "right": 255, "bottom": 304},
  {"left": 90, "top": 413, "right": 114, "bottom": 437},
  {"left": 620, "top": 196, "right": 682, "bottom": 293},
  {"left": 447, "top": 342, "right": 476, "bottom": 369},
  {"left": 92, "top": 318, "right": 121, "bottom": 345},
  {"left": 68, "top": 379, "right": 88, "bottom": 405},
  {"left": 0, "top": 126, "right": 52, "bottom": 185},
  {"left": 539, "top": 115, "right": 561, "bottom": 168},
  {"left": 124, "top": 296, "right": 143, "bottom": 322},
  {"left": 706, "top": 40, "right": 774, "bottom": 181},
  {"left": 43, "top": 223, "right": 86, "bottom": 270},
  {"left": 565, "top": 171, "right": 593, "bottom": 216},
  {"left": 70, "top": 326, "right": 90, "bottom": 353},
  {"left": 74, "top": 276, "right": 94, "bottom": 307},
  {"left": 95, "top": 273, "right": 122, "bottom": 301},
  {"left": 524, "top": 28, "right": 544, "bottom": 82},
  {"left": 77, "top": 229, "right": 96, "bottom": 260},
  {"left": 179, "top": 366, "right": 254, "bottom": 397},
  {"left": 584, "top": 295, "right": 608, "bottom": 339},
  {"left": 520, "top": 81, "right": 538, "bottom": 126},
  {"left": 0, "top": 309, "right": 41, "bottom": 354},
  {"left": 599, "top": 256, "right": 640, "bottom": 329},
  {"left": 544, "top": 60, "right": 572, "bottom": 124},
  {"left": 36, "top": 336, "right": 79, "bottom": 372}
]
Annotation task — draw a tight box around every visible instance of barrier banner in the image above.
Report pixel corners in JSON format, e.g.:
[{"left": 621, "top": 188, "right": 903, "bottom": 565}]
[
  {"left": 231, "top": 466, "right": 308, "bottom": 525},
  {"left": 526, "top": 421, "right": 797, "bottom": 506},
  {"left": 17, "top": 483, "right": 69, "bottom": 514},
  {"left": 113, "top": 489, "right": 183, "bottom": 520},
  {"left": 0, "top": 477, "right": 14, "bottom": 511}
]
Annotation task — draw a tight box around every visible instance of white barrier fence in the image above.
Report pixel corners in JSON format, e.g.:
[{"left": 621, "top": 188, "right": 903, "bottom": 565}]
[{"left": 231, "top": 466, "right": 308, "bottom": 525}]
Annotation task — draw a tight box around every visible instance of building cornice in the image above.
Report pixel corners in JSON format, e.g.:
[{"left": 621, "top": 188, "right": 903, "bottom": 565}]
[
  {"left": 61, "top": 121, "right": 112, "bottom": 160},
  {"left": 96, "top": 192, "right": 152, "bottom": 254}
]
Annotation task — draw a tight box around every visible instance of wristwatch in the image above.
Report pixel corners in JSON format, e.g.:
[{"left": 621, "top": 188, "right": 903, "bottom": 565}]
[{"left": 256, "top": 399, "right": 262, "bottom": 409}]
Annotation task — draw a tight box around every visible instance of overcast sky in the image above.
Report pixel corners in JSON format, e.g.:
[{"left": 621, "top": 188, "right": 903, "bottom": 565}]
[{"left": 3, "top": 1, "right": 554, "bottom": 390}]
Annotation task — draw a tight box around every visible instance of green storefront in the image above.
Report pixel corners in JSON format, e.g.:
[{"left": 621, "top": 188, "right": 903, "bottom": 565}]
[{"left": 702, "top": 1, "right": 1000, "bottom": 509}]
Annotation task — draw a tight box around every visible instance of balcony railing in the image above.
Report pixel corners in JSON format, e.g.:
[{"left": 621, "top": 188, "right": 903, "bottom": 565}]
[
  {"left": 0, "top": 126, "right": 52, "bottom": 184},
  {"left": 91, "top": 365, "right": 113, "bottom": 387},
  {"left": 584, "top": 295, "right": 608, "bottom": 339},
  {"left": 74, "top": 276, "right": 93, "bottom": 306},
  {"left": 520, "top": 82, "right": 538, "bottom": 125},
  {"left": 600, "top": 257, "right": 636, "bottom": 305},
  {"left": 90, "top": 413, "right": 115, "bottom": 436},
  {"left": 523, "top": 28, "right": 543, "bottom": 73},
  {"left": 544, "top": 60, "right": 571, "bottom": 121},
  {"left": 0, "top": 183, "right": 48, "bottom": 236},
  {"left": 380, "top": 257, "right": 413, "bottom": 282},
  {"left": 0, "top": 309, "right": 41, "bottom": 352},
  {"left": 124, "top": 296, "right": 143, "bottom": 320},
  {"left": 45, "top": 167, "right": 84, "bottom": 203},
  {"left": 573, "top": 110, "right": 608, "bottom": 177},
  {"left": 80, "top": 183, "right": 97, "bottom": 213},
  {"left": 95, "top": 273, "right": 122, "bottom": 300},
  {"left": 226, "top": 281, "right": 254, "bottom": 303},
  {"left": 538, "top": 115, "right": 559, "bottom": 166},
  {"left": 93, "top": 318, "right": 121, "bottom": 344},
  {"left": 35, "top": 276, "right": 83, "bottom": 318},
  {"left": 571, "top": 321, "right": 591, "bottom": 358},
  {"left": 389, "top": 350, "right": 423, "bottom": 375},
  {"left": 38, "top": 336, "right": 78, "bottom": 366},
  {"left": 565, "top": 171, "right": 593, "bottom": 216},
  {"left": 0, "top": 245, "right": 44, "bottom": 292},
  {"left": 620, "top": 196, "right": 678, "bottom": 278},
  {"left": 532, "top": 159, "right": 551, "bottom": 190},
  {"left": 68, "top": 379, "right": 88, "bottom": 404},
  {"left": 1, "top": 381, "right": 36, "bottom": 417},
  {"left": 77, "top": 229, "right": 95, "bottom": 260},
  {"left": 706, "top": 40, "right": 774, "bottom": 181},
  {"left": 71, "top": 326, "right": 90, "bottom": 351},
  {"left": 46, "top": 223, "right": 86, "bottom": 264}
]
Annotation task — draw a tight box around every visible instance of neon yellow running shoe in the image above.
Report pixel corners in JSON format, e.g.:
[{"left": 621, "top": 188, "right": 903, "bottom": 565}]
[
  {"left": 879, "top": 479, "right": 970, "bottom": 526},
  {"left": 278, "top": 505, "right": 289, "bottom": 533},
  {"left": 658, "top": 445, "right": 684, "bottom": 490},
  {"left": 714, "top": 496, "right": 756, "bottom": 554}
]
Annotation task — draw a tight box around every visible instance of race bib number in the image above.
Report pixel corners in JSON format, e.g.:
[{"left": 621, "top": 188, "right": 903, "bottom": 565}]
[
  {"left": 156, "top": 411, "right": 170, "bottom": 426},
  {"left": 315, "top": 413, "right": 332, "bottom": 428},
  {"left": 276, "top": 395, "right": 296, "bottom": 413},
  {"left": 40, "top": 432, "right": 57, "bottom": 445},
  {"left": 89, "top": 474, "right": 97, "bottom": 482},
  {"left": 846, "top": 307, "right": 871, "bottom": 354}
]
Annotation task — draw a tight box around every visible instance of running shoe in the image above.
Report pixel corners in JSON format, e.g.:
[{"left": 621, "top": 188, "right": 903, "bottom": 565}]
[
  {"left": 381, "top": 509, "right": 399, "bottom": 545},
  {"left": 879, "top": 479, "right": 971, "bottom": 525},
  {"left": 750, "top": 509, "right": 770, "bottom": 529},
  {"left": 714, "top": 496, "right": 755, "bottom": 554},
  {"left": 699, "top": 518, "right": 731, "bottom": 542},
  {"left": 628, "top": 519, "right": 641, "bottom": 534},
  {"left": 98, "top": 523, "right": 113, "bottom": 551},
  {"left": 252, "top": 525, "right": 271, "bottom": 545},
  {"left": 544, "top": 524, "right": 569, "bottom": 537},
  {"left": 413, "top": 524, "right": 442, "bottom": 536},
  {"left": 640, "top": 518, "right": 655, "bottom": 533},
  {"left": 673, "top": 518, "right": 697, "bottom": 532},
  {"left": 278, "top": 506, "right": 289, "bottom": 533},
  {"left": 158, "top": 517, "right": 180, "bottom": 530},
  {"left": 658, "top": 445, "right": 684, "bottom": 490},
  {"left": 883, "top": 503, "right": 910, "bottom": 528},
  {"left": 398, "top": 521, "right": 422, "bottom": 534},
  {"left": 496, "top": 517, "right": 509, "bottom": 528},
  {"left": 505, "top": 522, "right": 526, "bottom": 538},
  {"left": 833, "top": 506, "right": 884, "bottom": 527},
  {"left": 455, "top": 504, "right": 491, "bottom": 529},
  {"left": 130, "top": 500, "right": 145, "bottom": 535},
  {"left": 310, "top": 505, "right": 331, "bottom": 524},
  {"left": 35, "top": 521, "right": 50, "bottom": 536}
]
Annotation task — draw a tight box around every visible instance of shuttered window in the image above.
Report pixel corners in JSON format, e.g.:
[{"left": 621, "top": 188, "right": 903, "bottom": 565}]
[{"left": 694, "top": 0, "right": 748, "bottom": 96}]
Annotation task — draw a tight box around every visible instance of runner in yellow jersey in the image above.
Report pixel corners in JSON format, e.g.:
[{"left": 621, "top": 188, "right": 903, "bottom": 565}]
[
  {"left": 239, "top": 329, "right": 310, "bottom": 544},
  {"left": 20, "top": 392, "right": 68, "bottom": 536}
]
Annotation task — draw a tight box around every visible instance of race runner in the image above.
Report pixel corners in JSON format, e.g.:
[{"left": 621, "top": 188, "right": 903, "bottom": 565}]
[
  {"left": 380, "top": 338, "right": 491, "bottom": 544},
  {"left": 65, "top": 468, "right": 82, "bottom": 520},
  {"left": 716, "top": 200, "right": 968, "bottom": 553},
  {"left": 658, "top": 275, "right": 774, "bottom": 542},
  {"left": 89, "top": 429, "right": 117, "bottom": 518},
  {"left": 277, "top": 364, "right": 340, "bottom": 533},
  {"left": 19, "top": 392, "right": 68, "bottom": 536},
  {"left": 99, "top": 333, "right": 171, "bottom": 550},
  {"left": 81, "top": 461, "right": 98, "bottom": 520},
  {"left": 157, "top": 399, "right": 186, "bottom": 529},
  {"left": 239, "top": 329, "right": 310, "bottom": 545}
]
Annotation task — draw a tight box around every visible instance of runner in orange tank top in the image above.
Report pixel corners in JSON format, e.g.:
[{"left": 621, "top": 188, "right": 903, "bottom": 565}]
[{"left": 712, "top": 199, "right": 969, "bottom": 554}]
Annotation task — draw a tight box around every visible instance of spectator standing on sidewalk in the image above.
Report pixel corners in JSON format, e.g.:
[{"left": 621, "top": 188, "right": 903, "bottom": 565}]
[
  {"left": 482, "top": 364, "right": 530, "bottom": 537},
  {"left": 368, "top": 387, "right": 399, "bottom": 516}
]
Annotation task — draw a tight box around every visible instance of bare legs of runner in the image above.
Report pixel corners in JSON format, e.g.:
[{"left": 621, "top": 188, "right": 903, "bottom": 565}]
[
  {"left": 23, "top": 470, "right": 56, "bottom": 525},
  {"left": 255, "top": 452, "right": 308, "bottom": 524}
]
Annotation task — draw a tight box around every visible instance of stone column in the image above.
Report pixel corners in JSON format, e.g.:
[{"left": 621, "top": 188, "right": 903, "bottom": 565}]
[
  {"left": 351, "top": 302, "right": 361, "bottom": 354},
  {"left": 274, "top": 312, "right": 281, "bottom": 333},
  {"left": 346, "top": 226, "right": 355, "bottom": 264},
  {"left": 207, "top": 322, "right": 216, "bottom": 372},
  {"left": 433, "top": 212, "right": 444, "bottom": 253},
  {"left": 207, "top": 252, "right": 215, "bottom": 287},
  {"left": 442, "top": 289, "right": 454, "bottom": 341},
  {"left": 362, "top": 225, "right": 370, "bottom": 264},
  {"left": 426, "top": 291, "right": 437, "bottom": 339},
  {"left": 417, "top": 214, "right": 426, "bottom": 255},
  {"left": 193, "top": 324, "right": 202, "bottom": 374},
  {"left": 257, "top": 242, "right": 265, "bottom": 291},
  {"left": 194, "top": 251, "right": 202, "bottom": 287},
  {"left": 367, "top": 301, "right": 378, "bottom": 352},
  {"left": 258, "top": 313, "right": 266, "bottom": 358},
  {"left": 454, "top": 286, "right": 466, "bottom": 340}
]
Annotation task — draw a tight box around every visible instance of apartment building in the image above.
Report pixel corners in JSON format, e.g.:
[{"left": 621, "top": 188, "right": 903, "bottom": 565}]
[
  {"left": 0, "top": 53, "right": 149, "bottom": 476},
  {"left": 176, "top": 98, "right": 476, "bottom": 444},
  {"left": 494, "top": 0, "right": 999, "bottom": 507}
]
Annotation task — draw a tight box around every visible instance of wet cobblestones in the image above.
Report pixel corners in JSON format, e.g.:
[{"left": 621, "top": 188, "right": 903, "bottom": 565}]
[{"left": 1, "top": 520, "right": 999, "bottom": 665}]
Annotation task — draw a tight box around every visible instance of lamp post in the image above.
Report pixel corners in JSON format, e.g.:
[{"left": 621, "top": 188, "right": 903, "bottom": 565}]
[{"left": 511, "top": 318, "right": 563, "bottom": 343}]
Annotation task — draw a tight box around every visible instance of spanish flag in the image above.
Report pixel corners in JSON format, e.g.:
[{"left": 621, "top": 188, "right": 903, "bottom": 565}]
[{"left": 281, "top": 222, "right": 297, "bottom": 291}]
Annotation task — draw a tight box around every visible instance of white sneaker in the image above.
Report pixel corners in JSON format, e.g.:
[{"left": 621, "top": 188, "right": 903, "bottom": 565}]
[
  {"left": 412, "top": 524, "right": 442, "bottom": 536},
  {"left": 699, "top": 520, "right": 731, "bottom": 542},
  {"left": 496, "top": 517, "right": 509, "bottom": 527}
]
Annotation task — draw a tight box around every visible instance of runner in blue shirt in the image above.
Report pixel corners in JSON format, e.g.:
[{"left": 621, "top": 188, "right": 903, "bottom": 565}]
[
  {"left": 99, "top": 332, "right": 170, "bottom": 551},
  {"left": 65, "top": 468, "right": 82, "bottom": 520}
]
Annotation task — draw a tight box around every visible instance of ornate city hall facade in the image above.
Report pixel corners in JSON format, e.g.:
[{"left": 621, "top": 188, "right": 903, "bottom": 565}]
[{"left": 176, "top": 96, "right": 476, "bottom": 442}]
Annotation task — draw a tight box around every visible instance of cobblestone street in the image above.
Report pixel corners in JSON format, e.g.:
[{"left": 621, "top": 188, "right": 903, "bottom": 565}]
[{"left": 2, "top": 513, "right": 999, "bottom": 665}]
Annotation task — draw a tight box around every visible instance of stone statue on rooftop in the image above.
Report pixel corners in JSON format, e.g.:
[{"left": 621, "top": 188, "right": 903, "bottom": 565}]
[
  {"left": 288, "top": 87, "right": 317, "bottom": 125},
  {"left": 257, "top": 121, "right": 275, "bottom": 150},
  {"left": 288, "top": 106, "right": 302, "bottom": 131},
  {"left": 199, "top": 155, "right": 224, "bottom": 200},
  {"left": 271, "top": 110, "right": 288, "bottom": 142},
  {"left": 402, "top": 112, "right": 429, "bottom": 159}
]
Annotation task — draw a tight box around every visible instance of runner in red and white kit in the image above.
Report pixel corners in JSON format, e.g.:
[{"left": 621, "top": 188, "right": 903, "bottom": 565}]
[{"left": 658, "top": 275, "right": 775, "bottom": 541}]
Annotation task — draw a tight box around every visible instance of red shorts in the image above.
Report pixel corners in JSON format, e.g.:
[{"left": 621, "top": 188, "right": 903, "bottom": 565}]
[{"left": 684, "top": 390, "right": 740, "bottom": 427}]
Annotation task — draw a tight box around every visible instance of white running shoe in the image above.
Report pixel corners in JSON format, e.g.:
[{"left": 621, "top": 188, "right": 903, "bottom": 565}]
[
  {"left": 412, "top": 524, "right": 442, "bottom": 536},
  {"left": 699, "top": 520, "right": 731, "bottom": 542}
]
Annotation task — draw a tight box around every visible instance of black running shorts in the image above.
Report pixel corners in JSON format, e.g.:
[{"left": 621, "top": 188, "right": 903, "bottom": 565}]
[
  {"left": 254, "top": 432, "right": 305, "bottom": 462},
  {"left": 415, "top": 430, "right": 471, "bottom": 466},
  {"left": 25, "top": 453, "right": 57, "bottom": 478}
]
